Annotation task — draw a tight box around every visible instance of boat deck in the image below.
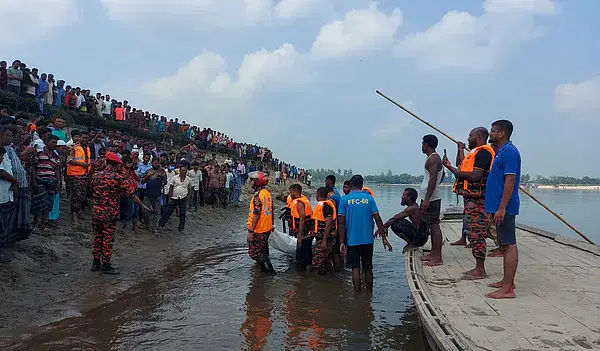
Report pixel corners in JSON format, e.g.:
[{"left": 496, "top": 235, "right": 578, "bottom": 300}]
[{"left": 405, "top": 219, "right": 600, "bottom": 351}]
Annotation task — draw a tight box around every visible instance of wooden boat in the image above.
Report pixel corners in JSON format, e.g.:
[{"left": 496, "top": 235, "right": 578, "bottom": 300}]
[{"left": 405, "top": 210, "right": 600, "bottom": 351}]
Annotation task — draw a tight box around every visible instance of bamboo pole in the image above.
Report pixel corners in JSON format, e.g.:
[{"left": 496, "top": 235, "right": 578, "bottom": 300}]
[{"left": 375, "top": 90, "right": 596, "bottom": 246}]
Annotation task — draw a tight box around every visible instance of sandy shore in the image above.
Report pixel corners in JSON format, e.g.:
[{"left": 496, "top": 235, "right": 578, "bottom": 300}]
[{"left": 0, "top": 178, "right": 298, "bottom": 344}]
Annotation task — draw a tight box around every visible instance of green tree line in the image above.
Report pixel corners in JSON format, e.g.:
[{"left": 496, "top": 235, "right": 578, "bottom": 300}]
[
  {"left": 306, "top": 169, "right": 455, "bottom": 185},
  {"left": 307, "top": 168, "right": 599, "bottom": 186},
  {"left": 521, "top": 174, "right": 600, "bottom": 185}
]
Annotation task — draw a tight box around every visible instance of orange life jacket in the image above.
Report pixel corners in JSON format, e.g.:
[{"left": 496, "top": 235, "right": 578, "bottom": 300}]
[
  {"left": 286, "top": 195, "right": 292, "bottom": 208},
  {"left": 453, "top": 144, "right": 496, "bottom": 197},
  {"left": 247, "top": 189, "right": 273, "bottom": 234},
  {"left": 312, "top": 200, "right": 337, "bottom": 237},
  {"left": 66, "top": 144, "right": 91, "bottom": 176},
  {"left": 362, "top": 186, "right": 374, "bottom": 197},
  {"left": 290, "top": 195, "right": 313, "bottom": 231}
]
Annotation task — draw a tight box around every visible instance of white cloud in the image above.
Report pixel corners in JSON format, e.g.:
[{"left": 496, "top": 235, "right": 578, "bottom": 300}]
[
  {"left": 131, "top": 43, "right": 312, "bottom": 139},
  {"left": 275, "top": 0, "right": 325, "bottom": 21},
  {"left": 310, "top": 2, "right": 403, "bottom": 59},
  {"left": 1, "top": 0, "right": 78, "bottom": 50},
  {"left": 142, "top": 43, "right": 310, "bottom": 102},
  {"left": 101, "top": 0, "right": 329, "bottom": 29},
  {"left": 395, "top": 0, "right": 557, "bottom": 71},
  {"left": 554, "top": 75, "right": 600, "bottom": 120},
  {"left": 101, "top": 0, "right": 272, "bottom": 28}
]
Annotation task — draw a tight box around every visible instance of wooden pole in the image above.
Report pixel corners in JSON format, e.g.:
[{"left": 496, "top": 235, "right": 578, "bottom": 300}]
[{"left": 375, "top": 90, "right": 596, "bottom": 246}]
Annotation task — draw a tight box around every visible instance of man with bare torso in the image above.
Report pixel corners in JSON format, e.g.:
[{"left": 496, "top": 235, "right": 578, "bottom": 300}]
[
  {"left": 382, "top": 188, "right": 428, "bottom": 253},
  {"left": 420, "top": 135, "right": 445, "bottom": 267}
]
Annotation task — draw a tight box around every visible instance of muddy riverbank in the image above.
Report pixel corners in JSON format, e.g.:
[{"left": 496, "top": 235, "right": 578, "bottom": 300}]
[{"left": 0, "top": 179, "right": 299, "bottom": 345}]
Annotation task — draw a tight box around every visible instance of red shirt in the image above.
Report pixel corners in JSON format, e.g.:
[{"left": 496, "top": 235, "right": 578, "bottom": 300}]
[{"left": 115, "top": 107, "right": 125, "bottom": 121}]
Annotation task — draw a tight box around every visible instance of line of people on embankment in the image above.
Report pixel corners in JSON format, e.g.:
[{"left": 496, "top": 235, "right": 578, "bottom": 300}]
[{"left": 245, "top": 119, "right": 521, "bottom": 299}]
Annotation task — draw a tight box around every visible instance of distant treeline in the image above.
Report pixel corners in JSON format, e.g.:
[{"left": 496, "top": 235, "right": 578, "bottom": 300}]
[
  {"left": 521, "top": 174, "right": 600, "bottom": 185},
  {"left": 307, "top": 169, "right": 599, "bottom": 186},
  {"left": 306, "top": 169, "right": 454, "bottom": 185}
]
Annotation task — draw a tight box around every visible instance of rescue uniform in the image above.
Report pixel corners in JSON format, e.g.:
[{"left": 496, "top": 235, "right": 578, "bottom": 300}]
[
  {"left": 289, "top": 196, "right": 313, "bottom": 270},
  {"left": 247, "top": 188, "right": 274, "bottom": 265},
  {"left": 311, "top": 200, "right": 336, "bottom": 275},
  {"left": 90, "top": 165, "right": 135, "bottom": 266},
  {"left": 454, "top": 144, "right": 495, "bottom": 260}
]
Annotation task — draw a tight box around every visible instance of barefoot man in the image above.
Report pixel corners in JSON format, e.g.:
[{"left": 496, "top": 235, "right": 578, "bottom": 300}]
[
  {"left": 382, "top": 188, "right": 429, "bottom": 253},
  {"left": 443, "top": 127, "right": 494, "bottom": 280},
  {"left": 338, "top": 175, "right": 392, "bottom": 293},
  {"left": 485, "top": 120, "right": 521, "bottom": 299},
  {"left": 420, "top": 135, "right": 444, "bottom": 267}
]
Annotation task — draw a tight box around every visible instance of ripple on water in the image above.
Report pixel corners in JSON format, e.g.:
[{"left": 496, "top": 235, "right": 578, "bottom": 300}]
[{"left": 7, "top": 233, "right": 430, "bottom": 351}]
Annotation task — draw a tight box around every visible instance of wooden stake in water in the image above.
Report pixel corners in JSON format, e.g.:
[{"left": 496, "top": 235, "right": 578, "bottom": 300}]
[{"left": 375, "top": 90, "right": 596, "bottom": 246}]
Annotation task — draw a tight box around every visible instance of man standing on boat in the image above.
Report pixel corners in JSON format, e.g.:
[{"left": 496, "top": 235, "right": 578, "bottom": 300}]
[
  {"left": 484, "top": 120, "right": 521, "bottom": 299},
  {"left": 420, "top": 135, "right": 445, "bottom": 267},
  {"left": 442, "top": 128, "right": 494, "bottom": 280}
]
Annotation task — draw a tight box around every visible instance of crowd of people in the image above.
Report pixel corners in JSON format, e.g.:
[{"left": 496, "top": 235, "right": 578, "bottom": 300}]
[
  {"left": 0, "top": 58, "right": 319, "bottom": 276},
  {"left": 0, "top": 58, "right": 290, "bottom": 164},
  {"left": 245, "top": 119, "right": 521, "bottom": 300}
]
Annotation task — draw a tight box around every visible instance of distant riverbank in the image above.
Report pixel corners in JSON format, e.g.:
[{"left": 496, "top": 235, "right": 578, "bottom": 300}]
[
  {"left": 367, "top": 183, "right": 600, "bottom": 191},
  {"left": 533, "top": 185, "right": 600, "bottom": 190}
]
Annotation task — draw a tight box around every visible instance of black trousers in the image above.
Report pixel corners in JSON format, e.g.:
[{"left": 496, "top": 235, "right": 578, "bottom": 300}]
[{"left": 159, "top": 197, "right": 188, "bottom": 230}]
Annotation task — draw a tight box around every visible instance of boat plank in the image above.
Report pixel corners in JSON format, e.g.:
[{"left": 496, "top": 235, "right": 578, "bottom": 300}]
[{"left": 406, "top": 219, "right": 600, "bottom": 351}]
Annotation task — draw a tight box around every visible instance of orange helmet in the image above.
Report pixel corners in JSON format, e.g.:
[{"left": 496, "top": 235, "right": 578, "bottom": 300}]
[{"left": 254, "top": 175, "right": 269, "bottom": 187}]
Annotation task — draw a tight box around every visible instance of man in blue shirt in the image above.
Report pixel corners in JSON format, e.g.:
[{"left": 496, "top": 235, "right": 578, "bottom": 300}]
[
  {"left": 338, "top": 175, "right": 392, "bottom": 293},
  {"left": 325, "top": 174, "right": 341, "bottom": 209},
  {"left": 484, "top": 119, "right": 521, "bottom": 300}
]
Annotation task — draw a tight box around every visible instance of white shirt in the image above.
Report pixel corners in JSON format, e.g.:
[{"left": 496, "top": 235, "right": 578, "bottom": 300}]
[
  {"left": 76, "top": 94, "right": 85, "bottom": 108},
  {"left": 169, "top": 175, "right": 192, "bottom": 199},
  {"left": 275, "top": 171, "right": 280, "bottom": 179},
  {"left": 45, "top": 82, "right": 54, "bottom": 104},
  {"left": 164, "top": 169, "right": 175, "bottom": 194},
  {"left": 27, "top": 74, "right": 38, "bottom": 95},
  {"left": 188, "top": 170, "right": 203, "bottom": 190},
  {"left": 225, "top": 172, "right": 233, "bottom": 189},
  {"left": 96, "top": 99, "right": 104, "bottom": 116},
  {"left": 0, "top": 155, "right": 14, "bottom": 204},
  {"left": 420, "top": 152, "right": 444, "bottom": 202},
  {"left": 101, "top": 100, "right": 111, "bottom": 114}
]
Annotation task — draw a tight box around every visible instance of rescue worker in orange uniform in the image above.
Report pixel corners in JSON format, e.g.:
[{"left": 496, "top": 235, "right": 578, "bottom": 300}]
[
  {"left": 311, "top": 187, "right": 337, "bottom": 275},
  {"left": 247, "top": 174, "right": 275, "bottom": 273},
  {"left": 67, "top": 130, "right": 91, "bottom": 226},
  {"left": 442, "top": 127, "right": 495, "bottom": 280},
  {"left": 289, "top": 183, "right": 313, "bottom": 271}
]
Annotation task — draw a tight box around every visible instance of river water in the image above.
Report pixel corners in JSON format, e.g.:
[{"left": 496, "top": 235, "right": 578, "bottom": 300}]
[{"left": 8, "top": 186, "right": 598, "bottom": 350}]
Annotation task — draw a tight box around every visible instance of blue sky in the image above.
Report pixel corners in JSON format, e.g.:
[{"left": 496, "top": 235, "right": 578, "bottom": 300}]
[{"left": 4, "top": 0, "right": 600, "bottom": 177}]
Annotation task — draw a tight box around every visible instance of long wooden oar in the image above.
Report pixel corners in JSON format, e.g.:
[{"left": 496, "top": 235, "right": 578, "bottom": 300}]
[{"left": 375, "top": 90, "right": 596, "bottom": 246}]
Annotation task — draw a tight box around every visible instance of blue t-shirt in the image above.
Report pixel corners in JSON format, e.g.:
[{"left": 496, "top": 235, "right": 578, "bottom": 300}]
[
  {"left": 338, "top": 190, "right": 379, "bottom": 246},
  {"left": 485, "top": 141, "right": 521, "bottom": 215},
  {"left": 145, "top": 177, "right": 163, "bottom": 199},
  {"left": 330, "top": 193, "right": 342, "bottom": 211}
]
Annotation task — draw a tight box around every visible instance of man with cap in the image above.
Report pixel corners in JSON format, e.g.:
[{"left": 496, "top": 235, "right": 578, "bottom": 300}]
[
  {"left": 247, "top": 173, "right": 275, "bottom": 273},
  {"left": 90, "top": 152, "right": 150, "bottom": 275}
]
